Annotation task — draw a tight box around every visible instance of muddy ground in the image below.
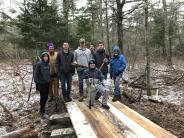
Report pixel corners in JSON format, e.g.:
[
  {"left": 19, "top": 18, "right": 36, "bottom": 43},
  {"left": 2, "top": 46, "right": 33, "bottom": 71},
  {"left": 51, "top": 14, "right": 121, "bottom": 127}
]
[
  {"left": 120, "top": 61, "right": 184, "bottom": 138},
  {"left": 0, "top": 60, "right": 184, "bottom": 137}
]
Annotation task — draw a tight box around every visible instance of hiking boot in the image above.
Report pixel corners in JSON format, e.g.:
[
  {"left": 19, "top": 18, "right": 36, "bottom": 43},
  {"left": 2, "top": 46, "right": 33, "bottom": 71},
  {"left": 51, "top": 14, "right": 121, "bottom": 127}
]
[
  {"left": 112, "top": 95, "right": 121, "bottom": 102},
  {"left": 78, "top": 96, "right": 84, "bottom": 102},
  {"left": 64, "top": 97, "right": 71, "bottom": 102},
  {"left": 83, "top": 93, "right": 87, "bottom": 98},
  {"left": 48, "top": 97, "right": 54, "bottom": 102},
  {"left": 102, "top": 104, "right": 110, "bottom": 110},
  {"left": 67, "top": 97, "right": 72, "bottom": 102},
  {"left": 95, "top": 92, "right": 102, "bottom": 100},
  {"left": 40, "top": 113, "right": 49, "bottom": 119}
]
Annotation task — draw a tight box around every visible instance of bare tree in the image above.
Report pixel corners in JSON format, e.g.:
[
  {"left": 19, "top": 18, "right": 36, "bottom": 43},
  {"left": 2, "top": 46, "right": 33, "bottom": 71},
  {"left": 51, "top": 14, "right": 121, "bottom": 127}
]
[
  {"left": 144, "top": 0, "right": 151, "bottom": 96},
  {"left": 116, "top": 0, "right": 125, "bottom": 53},
  {"left": 105, "top": 0, "right": 111, "bottom": 55},
  {"left": 162, "top": 0, "right": 172, "bottom": 67},
  {"left": 97, "top": 0, "right": 104, "bottom": 40}
]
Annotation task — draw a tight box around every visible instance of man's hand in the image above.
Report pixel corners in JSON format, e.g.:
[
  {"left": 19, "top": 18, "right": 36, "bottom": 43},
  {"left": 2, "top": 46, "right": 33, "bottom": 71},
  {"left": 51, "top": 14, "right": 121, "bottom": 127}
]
[
  {"left": 115, "top": 71, "right": 120, "bottom": 76},
  {"left": 103, "top": 58, "right": 108, "bottom": 63}
]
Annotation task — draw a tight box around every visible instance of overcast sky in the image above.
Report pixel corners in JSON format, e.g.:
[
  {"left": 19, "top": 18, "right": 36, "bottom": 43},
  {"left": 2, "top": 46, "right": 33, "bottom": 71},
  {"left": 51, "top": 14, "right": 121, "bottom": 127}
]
[
  {"left": 1, "top": 0, "right": 183, "bottom": 18},
  {"left": 1, "top": 0, "right": 87, "bottom": 18}
]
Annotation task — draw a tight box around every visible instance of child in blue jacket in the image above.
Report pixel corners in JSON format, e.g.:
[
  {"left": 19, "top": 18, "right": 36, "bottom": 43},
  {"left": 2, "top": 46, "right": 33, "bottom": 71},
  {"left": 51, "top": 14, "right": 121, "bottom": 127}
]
[{"left": 110, "top": 46, "right": 126, "bottom": 102}]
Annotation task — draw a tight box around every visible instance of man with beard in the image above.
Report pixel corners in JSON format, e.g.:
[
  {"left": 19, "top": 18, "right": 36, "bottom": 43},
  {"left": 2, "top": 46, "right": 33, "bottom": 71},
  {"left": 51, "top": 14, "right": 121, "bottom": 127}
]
[
  {"left": 48, "top": 42, "right": 59, "bottom": 101},
  {"left": 94, "top": 41, "right": 110, "bottom": 80}
]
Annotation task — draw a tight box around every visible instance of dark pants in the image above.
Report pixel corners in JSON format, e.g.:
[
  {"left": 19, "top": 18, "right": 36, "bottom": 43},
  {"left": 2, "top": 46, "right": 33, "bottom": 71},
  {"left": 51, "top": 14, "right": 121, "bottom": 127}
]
[
  {"left": 77, "top": 69, "right": 85, "bottom": 96},
  {"left": 39, "top": 82, "right": 50, "bottom": 115},
  {"left": 102, "top": 72, "right": 108, "bottom": 80},
  {"left": 60, "top": 73, "right": 72, "bottom": 98}
]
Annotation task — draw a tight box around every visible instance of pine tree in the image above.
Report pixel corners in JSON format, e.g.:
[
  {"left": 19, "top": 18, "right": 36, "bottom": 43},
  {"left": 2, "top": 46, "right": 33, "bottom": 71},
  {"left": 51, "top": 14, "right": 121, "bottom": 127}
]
[{"left": 17, "top": 0, "right": 66, "bottom": 48}]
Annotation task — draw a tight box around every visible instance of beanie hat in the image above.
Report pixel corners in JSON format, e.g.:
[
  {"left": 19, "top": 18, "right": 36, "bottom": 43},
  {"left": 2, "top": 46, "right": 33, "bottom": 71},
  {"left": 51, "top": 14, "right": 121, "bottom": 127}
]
[
  {"left": 88, "top": 59, "right": 96, "bottom": 65},
  {"left": 39, "top": 49, "right": 49, "bottom": 58},
  {"left": 113, "top": 45, "right": 120, "bottom": 53},
  {"left": 48, "top": 42, "right": 54, "bottom": 49},
  {"left": 41, "top": 51, "right": 49, "bottom": 57}
]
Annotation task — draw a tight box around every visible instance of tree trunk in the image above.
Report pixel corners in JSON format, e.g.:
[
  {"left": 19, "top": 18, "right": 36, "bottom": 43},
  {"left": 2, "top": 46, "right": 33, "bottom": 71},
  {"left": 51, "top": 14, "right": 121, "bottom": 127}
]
[
  {"left": 144, "top": 0, "right": 151, "bottom": 96},
  {"left": 98, "top": 0, "right": 104, "bottom": 40},
  {"left": 116, "top": 0, "right": 124, "bottom": 53},
  {"left": 63, "top": 0, "right": 69, "bottom": 41},
  {"left": 162, "top": 0, "right": 172, "bottom": 66},
  {"left": 105, "top": 0, "right": 111, "bottom": 56},
  {"left": 0, "top": 125, "right": 38, "bottom": 138}
]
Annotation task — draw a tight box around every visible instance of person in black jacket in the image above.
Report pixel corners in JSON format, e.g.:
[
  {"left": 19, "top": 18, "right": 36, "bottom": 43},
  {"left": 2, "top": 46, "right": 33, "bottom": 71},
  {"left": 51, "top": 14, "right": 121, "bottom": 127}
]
[
  {"left": 34, "top": 51, "right": 50, "bottom": 118},
  {"left": 94, "top": 41, "right": 110, "bottom": 80},
  {"left": 83, "top": 59, "right": 110, "bottom": 110},
  {"left": 57, "top": 42, "right": 75, "bottom": 102}
]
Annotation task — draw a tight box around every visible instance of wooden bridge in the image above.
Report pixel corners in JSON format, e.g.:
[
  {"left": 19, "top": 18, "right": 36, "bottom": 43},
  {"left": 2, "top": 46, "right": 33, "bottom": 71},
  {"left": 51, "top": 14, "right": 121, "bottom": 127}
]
[{"left": 50, "top": 97, "right": 177, "bottom": 138}]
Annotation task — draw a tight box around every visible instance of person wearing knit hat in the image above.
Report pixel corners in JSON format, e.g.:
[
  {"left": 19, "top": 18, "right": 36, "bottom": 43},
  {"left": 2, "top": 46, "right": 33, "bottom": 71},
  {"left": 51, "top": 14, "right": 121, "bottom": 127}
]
[
  {"left": 34, "top": 51, "right": 50, "bottom": 118},
  {"left": 48, "top": 42, "right": 54, "bottom": 49},
  {"left": 82, "top": 59, "right": 110, "bottom": 110},
  {"left": 47, "top": 42, "right": 59, "bottom": 102},
  {"left": 110, "top": 45, "right": 126, "bottom": 102}
]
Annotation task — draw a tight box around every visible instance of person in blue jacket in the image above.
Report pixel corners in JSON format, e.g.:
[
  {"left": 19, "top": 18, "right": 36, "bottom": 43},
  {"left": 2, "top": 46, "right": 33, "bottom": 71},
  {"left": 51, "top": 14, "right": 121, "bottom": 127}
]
[{"left": 110, "top": 46, "right": 126, "bottom": 102}]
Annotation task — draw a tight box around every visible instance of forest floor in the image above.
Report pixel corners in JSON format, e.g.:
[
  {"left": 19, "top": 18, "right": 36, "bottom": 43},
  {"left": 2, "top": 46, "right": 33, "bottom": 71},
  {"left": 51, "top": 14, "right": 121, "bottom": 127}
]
[
  {"left": 121, "top": 59, "right": 184, "bottom": 138},
  {"left": 0, "top": 59, "right": 184, "bottom": 138}
]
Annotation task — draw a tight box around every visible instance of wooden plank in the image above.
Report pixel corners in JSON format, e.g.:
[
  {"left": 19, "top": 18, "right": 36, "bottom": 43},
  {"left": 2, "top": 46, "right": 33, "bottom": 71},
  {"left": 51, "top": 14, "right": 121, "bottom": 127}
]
[
  {"left": 49, "top": 113, "right": 72, "bottom": 126},
  {"left": 77, "top": 102, "right": 124, "bottom": 138},
  {"left": 105, "top": 100, "right": 156, "bottom": 138},
  {"left": 50, "top": 128, "right": 75, "bottom": 138},
  {"left": 108, "top": 97, "right": 177, "bottom": 138},
  {"left": 65, "top": 101, "right": 98, "bottom": 138}
]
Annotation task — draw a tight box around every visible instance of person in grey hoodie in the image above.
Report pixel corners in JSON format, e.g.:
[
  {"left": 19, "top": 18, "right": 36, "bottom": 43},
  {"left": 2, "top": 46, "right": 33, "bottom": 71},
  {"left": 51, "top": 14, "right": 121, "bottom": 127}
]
[{"left": 73, "top": 38, "right": 92, "bottom": 102}]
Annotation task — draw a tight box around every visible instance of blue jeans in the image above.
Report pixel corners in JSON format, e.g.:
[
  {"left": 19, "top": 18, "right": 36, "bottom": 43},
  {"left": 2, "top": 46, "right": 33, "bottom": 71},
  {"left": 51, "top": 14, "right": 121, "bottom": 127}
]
[
  {"left": 60, "top": 73, "right": 72, "bottom": 98},
  {"left": 77, "top": 69, "right": 85, "bottom": 96},
  {"left": 113, "top": 73, "right": 122, "bottom": 96}
]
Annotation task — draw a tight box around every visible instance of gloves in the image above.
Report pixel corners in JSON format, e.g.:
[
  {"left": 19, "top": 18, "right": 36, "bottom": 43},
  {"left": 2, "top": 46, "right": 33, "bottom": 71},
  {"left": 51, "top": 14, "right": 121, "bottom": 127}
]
[
  {"left": 115, "top": 71, "right": 120, "bottom": 76},
  {"left": 103, "top": 58, "right": 108, "bottom": 63},
  {"left": 36, "top": 83, "right": 41, "bottom": 91}
]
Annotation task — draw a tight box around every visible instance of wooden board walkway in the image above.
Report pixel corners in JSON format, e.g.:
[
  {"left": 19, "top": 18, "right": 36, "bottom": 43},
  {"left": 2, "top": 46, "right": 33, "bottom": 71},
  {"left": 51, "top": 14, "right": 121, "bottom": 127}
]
[
  {"left": 65, "top": 99, "right": 177, "bottom": 138},
  {"left": 108, "top": 97, "right": 177, "bottom": 138},
  {"left": 65, "top": 101, "right": 97, "bottom": 138},
  {"left": 77, "top": 101, "right": 124, "bottom": 138}
]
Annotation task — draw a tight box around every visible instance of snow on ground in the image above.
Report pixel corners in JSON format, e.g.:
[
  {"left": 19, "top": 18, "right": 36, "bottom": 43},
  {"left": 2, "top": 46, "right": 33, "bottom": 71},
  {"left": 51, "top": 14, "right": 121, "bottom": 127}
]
[
  {"left": 0, "top": 61, "right": 45, "bottom": 137},
  {"left": 0, "top": 60, "right": 183, "bottom": 137}
]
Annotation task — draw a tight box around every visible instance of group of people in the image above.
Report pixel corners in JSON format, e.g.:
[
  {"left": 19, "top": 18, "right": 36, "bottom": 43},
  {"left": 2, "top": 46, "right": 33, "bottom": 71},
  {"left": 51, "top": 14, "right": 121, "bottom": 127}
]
[{"left": 33, "top": 38, "right": 126, "bottom": 117}]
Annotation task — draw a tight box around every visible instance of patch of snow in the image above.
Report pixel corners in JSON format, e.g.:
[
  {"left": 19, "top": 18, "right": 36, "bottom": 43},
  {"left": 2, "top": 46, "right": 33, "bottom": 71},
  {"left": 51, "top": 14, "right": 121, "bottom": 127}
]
[{"left": 0, "top": 127, "right": 7, "bottom": 136}]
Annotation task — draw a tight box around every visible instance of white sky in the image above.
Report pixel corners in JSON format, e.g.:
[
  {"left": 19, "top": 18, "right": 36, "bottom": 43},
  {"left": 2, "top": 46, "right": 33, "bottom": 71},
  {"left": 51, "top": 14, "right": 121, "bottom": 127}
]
[
  {"left": 1, "top": 0, "right": 88, "bottom": 18},
  {"left": 0, "top": 0, "right": 183, "bottom": 18}
]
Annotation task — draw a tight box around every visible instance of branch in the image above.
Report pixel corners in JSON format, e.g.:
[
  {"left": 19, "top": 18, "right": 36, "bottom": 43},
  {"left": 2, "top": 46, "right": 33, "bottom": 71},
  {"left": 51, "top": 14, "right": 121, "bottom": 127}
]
[
  {"left": 125, "top": 0, "right": 142, "bottom": 4},
  {"left": 0, "top": 102, "right": 14, "bottom": 121},
  {"left": 102, "top": 0, "right": 117, "bottom": 15},
  {"left": 123, "top": 2, "right": 143, "bottom": 16}
]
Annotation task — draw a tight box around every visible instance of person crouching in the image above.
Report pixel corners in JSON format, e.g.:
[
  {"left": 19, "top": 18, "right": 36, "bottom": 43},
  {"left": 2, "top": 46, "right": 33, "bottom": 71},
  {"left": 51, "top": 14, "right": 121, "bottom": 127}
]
[
  {"left": 83, "top": 59, "right": 110, "bottom": 110},
  {"left": 34, "top": 51, "right": 50, "bottom": 118}
]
